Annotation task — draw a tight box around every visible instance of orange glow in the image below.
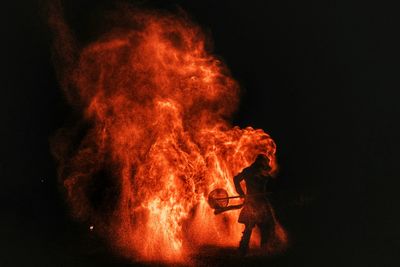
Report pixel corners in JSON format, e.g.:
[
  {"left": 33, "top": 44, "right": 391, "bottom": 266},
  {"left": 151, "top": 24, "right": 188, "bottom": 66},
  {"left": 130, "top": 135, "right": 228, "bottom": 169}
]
[{"left": 50, "top": 7, "right": 287, "bottom": 263}]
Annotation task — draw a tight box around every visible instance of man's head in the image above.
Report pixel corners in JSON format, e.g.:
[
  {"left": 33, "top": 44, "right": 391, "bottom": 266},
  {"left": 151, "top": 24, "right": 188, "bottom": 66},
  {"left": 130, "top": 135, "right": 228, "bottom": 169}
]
[{"left": 253, "top": 154, "right": 271, "bottom": 175}]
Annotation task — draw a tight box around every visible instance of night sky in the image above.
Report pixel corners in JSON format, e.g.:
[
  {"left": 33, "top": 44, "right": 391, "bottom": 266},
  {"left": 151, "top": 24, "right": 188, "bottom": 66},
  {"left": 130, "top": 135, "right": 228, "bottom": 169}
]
[{"left": 1, "top": 0, "right": 398, "bottom": 266}]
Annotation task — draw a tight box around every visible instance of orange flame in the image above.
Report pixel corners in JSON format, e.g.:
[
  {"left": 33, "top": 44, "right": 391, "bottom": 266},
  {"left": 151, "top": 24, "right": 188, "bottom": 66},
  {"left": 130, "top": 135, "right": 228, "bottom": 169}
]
[{"left": 50, "top": 6, "right": 286, "bottom": 263}]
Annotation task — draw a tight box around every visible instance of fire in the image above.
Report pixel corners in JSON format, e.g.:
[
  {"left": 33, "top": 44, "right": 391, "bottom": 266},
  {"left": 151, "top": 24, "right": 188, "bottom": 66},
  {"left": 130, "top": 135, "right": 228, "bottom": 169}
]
[{"left": 50, "top": 4, "right": 287, "bottom": 263}]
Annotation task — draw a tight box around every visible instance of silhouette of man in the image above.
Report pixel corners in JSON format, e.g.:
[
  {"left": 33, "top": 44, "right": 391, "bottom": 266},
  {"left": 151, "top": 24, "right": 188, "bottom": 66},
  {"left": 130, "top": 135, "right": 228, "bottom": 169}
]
[{"left": 234, "top": 154, "right": 276, "bottom": 255}]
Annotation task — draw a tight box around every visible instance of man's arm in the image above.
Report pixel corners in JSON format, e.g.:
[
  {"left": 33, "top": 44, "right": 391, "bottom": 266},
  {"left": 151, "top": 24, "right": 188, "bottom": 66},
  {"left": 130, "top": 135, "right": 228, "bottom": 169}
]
[{"left": 233, "top": 168, "right": 248, "bottom": 196}]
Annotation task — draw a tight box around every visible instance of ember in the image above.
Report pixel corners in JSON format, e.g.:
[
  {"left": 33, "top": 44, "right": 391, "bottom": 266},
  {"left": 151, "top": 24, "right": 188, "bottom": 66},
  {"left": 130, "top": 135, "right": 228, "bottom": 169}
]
[{"left": 50, "top": 4, "right": 287, "bottom": 263}]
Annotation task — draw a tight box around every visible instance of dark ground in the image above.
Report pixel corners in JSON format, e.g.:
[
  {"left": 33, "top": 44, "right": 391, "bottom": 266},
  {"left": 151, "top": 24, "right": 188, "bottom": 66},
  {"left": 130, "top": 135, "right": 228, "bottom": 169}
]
[{"left": 1, "top": 0, "right": 399, "bottom": 266}]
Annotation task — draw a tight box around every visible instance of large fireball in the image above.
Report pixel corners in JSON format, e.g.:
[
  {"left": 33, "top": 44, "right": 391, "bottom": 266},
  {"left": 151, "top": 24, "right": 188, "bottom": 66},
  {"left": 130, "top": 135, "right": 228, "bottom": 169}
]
[{"left": 50, "top": 5, "right": 286, "bottom": 263}]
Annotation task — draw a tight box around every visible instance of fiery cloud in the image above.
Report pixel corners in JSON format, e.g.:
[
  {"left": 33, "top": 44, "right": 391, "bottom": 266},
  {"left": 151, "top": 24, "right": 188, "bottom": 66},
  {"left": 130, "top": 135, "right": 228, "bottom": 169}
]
[{"left": 50, "top": 4, "right": 286, "bottom": 263}]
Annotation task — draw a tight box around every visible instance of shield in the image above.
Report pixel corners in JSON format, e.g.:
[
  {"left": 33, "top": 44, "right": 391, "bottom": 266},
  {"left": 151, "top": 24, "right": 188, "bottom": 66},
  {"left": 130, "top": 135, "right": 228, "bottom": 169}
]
[{"left": 207, "top": 188, "right": 229, "bottom": 209}]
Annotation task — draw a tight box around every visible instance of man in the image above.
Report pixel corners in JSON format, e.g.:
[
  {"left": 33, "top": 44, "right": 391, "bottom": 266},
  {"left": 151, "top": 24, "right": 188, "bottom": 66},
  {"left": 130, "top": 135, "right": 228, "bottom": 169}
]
[{"left": 233, "top": 154, "right": 277, "bottom": 255}]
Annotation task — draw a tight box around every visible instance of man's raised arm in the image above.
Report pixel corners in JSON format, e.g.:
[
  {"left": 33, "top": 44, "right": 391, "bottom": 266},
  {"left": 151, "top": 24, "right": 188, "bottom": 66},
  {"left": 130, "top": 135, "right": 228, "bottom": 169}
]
[{"left": 233, "top": 168, "right": 248, "bottom": 196}]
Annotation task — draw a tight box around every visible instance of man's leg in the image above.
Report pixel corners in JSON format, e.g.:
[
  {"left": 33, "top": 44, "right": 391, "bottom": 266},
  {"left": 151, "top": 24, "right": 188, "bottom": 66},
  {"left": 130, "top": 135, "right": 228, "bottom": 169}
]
[
  {"left": 239, "top": 223, "right": 254, "bottom": 255},
  {"left": 259, "top": 220, "right": 275, "bottom": 251}
]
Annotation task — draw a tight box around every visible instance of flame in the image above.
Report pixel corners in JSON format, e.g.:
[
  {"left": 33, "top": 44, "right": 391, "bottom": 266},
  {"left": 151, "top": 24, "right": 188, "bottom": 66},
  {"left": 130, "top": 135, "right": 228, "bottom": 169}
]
[{"left": 50, "top": 6, "right": 286, "bottom": 263}]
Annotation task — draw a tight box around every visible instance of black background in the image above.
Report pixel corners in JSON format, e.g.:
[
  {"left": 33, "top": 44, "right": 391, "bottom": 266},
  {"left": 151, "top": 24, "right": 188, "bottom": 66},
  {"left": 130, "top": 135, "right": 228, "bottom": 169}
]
[{"left": 1, "top": 0, "right": 398, "bottom": 266}]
